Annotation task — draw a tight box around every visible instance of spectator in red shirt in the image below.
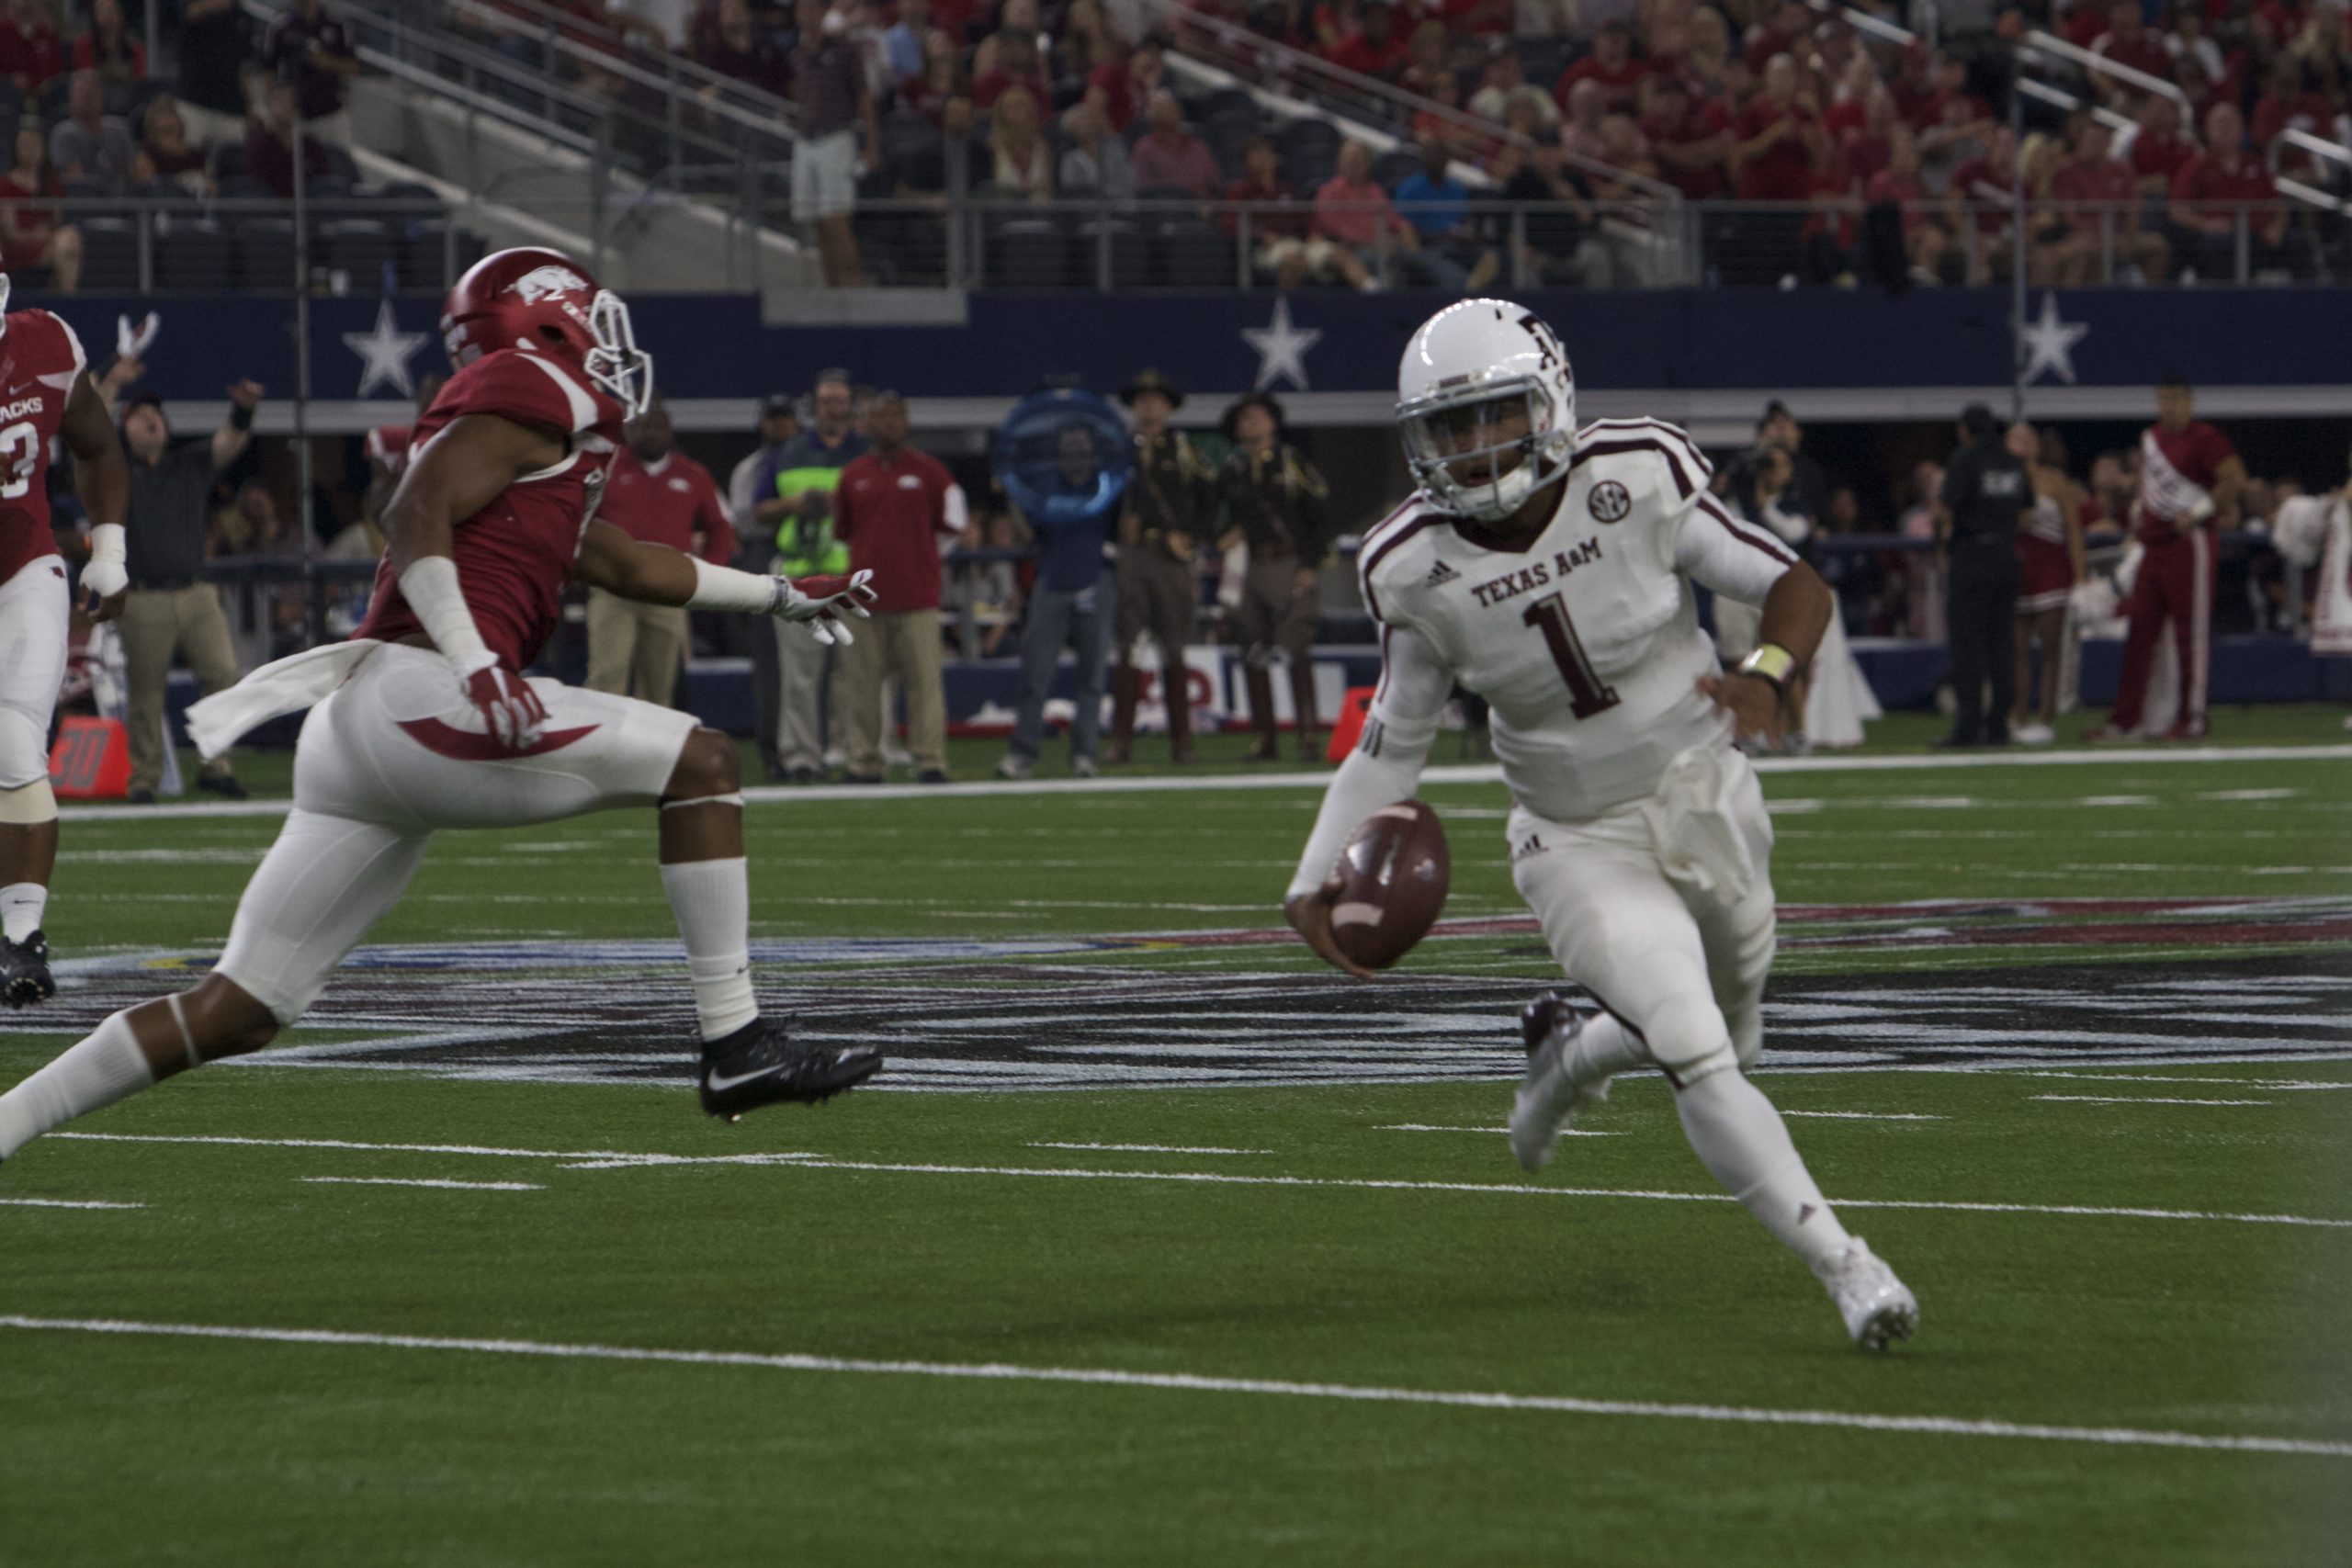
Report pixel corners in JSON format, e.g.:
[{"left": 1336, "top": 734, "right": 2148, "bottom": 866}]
[
  {"left": 1838, "top": 82, "right": 1900, "bottom": 186},
  {"left": 1637, "top": 72, "right": 1729, "bottom": 198},
  {"left": 1086, "top": 39, "right": 1162, "bottom": 135},
  {"left": 1732, "top": 54, "right": 1824, "bottom": 199},
  {"left": 1396, "top": 17, "right": 1453, "bottom": 98},
  {"left": 2171, "top": 101, "right": 2300, "bottom": 276},
  {"left": 70, "top": 0, "right": 141, "bottom": 84},
  {"left": 1131, "top": 89, "right": 1222, "bottom": 197},
  {"left": 1324, "top": 2, "right": 1405, "bottom": 78},
  {"left": 831, "top": 391, "right": 964, "bottom": 784},
  {"left": 2124, "top": 91, "right": 2196, "bottom": 194},
  {"left": 1555, "top": 22, "right": 1651, "bottom": 117},
  {"left": 0, "top": 121, "right": 75, "bottom": 288},
  {"left": 1313, "top": 137, "right": 1418, "bottom": 279},
  {"left": 241, "top": 84, "right": 332, "bottom": 199},
  {"left": 1947, "top": 123, "right": 2021, "bottom": 278},
  {"left": 586, "top": 397, "right": 736, "bottom": 709},
  {"left": 2250, "top": 55, "right": 2334, "bottom": 156},
  {"left": 1224, "top": 133, "right": 1371, "bottom": 288},
  {"left": 970, "top": 29, "right": 1046, "bottom": 109},
  {"left": 2052, "top": 112, "right": 2167, "bottom": 282},
  {"left": 0, "top": 0, "right": 61, "bottom": 96},
  {"left": 1741, "top": 0, "right": 1813, "bottom": 74},
  {"left": 695, "top": 0, "right": 791, "bottom": 97},
  {"left": 1863, "top": 126, "right": 1949, "bottom": 284},
  {"left": 2091, "top": 0, "right": 2175, "bottom": 98}
]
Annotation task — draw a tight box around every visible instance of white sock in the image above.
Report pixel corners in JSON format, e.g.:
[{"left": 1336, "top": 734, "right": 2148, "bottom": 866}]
[
  {"left": 0, "top": 1010, "right": 156, "bottom": 1161},
  {"left": 1, "top": 882, "right": 44, "bottom": 942},
  {"left": 660, "top": 857, "right": 758, "bottom": 1042},
  {"left": 1566, "top": 1010, "right": 1646, "bottom": 1079},
  {"left": 1673, "top": 1067, "right": 1852, "bottom": 1270}
]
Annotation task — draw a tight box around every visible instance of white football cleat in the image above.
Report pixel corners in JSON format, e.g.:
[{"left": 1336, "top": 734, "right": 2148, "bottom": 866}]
[
  {"left": 2012, "top": 721, "right": 2054, "bottom": 745},
  {"left": 1509, "top": 991, "right": 1612, "bottom": 1173},
  {"left": 1813, "top": 1236, "right": 1918, "bottom": 1350}
]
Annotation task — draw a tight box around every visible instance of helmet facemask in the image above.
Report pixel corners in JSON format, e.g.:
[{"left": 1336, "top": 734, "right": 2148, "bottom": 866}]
[
  {"left": 1398, "top": 376, "right": 1574, "bottom": 524},
  {"left": 583, "top": 289, "right": 654, "bottom": 419}
]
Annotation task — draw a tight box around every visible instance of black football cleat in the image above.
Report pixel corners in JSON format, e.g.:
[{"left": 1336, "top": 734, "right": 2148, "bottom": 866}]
[
  {"left": 2, "top": 930, "right": 56, "bottom": 1008},
  {"left": 1519, "top": 987, "right": 1592, "bottom": 1055},
  {"left": 698, "top": 1017, "right": 881, "bottom": 1122}
]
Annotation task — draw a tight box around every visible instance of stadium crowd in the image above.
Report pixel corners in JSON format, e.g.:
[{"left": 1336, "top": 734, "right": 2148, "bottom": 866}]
[{"left": 462, "top": 0, "right": 2352, "bottom": 287}]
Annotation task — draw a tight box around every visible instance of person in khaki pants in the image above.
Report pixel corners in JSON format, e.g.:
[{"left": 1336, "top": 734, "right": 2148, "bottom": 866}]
[
  {"left": 830, "top": 392, "right": 964, "bottom": 784},
  {"left": 585, "top": 397, "right": 736, "bottom": 707},
  {"left": 118, "top": 383, "right": 261, "bottom": 803}
]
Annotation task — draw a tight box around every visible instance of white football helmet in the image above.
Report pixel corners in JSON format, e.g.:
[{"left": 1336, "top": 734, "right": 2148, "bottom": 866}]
[{"left": 1396, "top": 299, "right": 1576, "bottom": 523}]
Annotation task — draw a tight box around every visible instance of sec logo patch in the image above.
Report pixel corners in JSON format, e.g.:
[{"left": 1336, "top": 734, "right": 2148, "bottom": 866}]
[{"left": 1589, "top": 480, "right": 1631, "bottom": 523}]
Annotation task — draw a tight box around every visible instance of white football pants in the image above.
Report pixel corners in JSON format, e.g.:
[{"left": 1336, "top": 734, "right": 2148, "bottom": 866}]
[
  {"left": 0, "top": 554, "right": 69, "bottom": 788},
  {"left": 215, "top": 643, "right": 699, "bottom": 1023},
  {"left": 1508, "top": 740, "right": 1775, "bottom": 1083}
]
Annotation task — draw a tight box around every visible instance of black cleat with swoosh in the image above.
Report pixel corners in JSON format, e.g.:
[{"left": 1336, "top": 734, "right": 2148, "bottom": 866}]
[
  {"left": 697, "top": 1017, "right": 881, "bottom": 1122},
  {"left": 1, "top": 930, "right": 55, "bottom": 1008}
]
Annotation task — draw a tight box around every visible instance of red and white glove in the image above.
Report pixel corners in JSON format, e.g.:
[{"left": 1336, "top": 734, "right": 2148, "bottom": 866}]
[
  {"left": 773, "top": 568, "right": 878, "bottom": 647},
  {"left": 455, "top": 652, "right": 548, "bottom": 750}
]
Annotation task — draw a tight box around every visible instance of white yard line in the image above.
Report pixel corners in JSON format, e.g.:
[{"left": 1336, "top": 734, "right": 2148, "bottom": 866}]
[
  {"left": 1378, "top": 1123, "right": 1616, "bottom": 1136},
  {"left": 49, "top": 1132, "right": 2352, "bottom": 1230},
  {"left": 1029, "top": 1142, "right": 1272, "bottom": 1156},
  {"left": 52, "top": 742, "right": 2352, "bottom": 821},
  {"left": 300, "top": 1177, "right": 543, "bottom": 1192},
  {"left": 1781, "top": 1111, "right": 1950, "bottom": 1122},
  {"left": 0, "top": 1197, "right": 143, "bottom": 1210},
  {"left": 2018, "top": 1071, "right": 2352, "bottom": 1091},
  {"left": 0, "top": 1314, "right": 2344, "bottom": 1460},
  {"left": 2033, "top": 1095, "right": 2275, "bottom": 1108}
]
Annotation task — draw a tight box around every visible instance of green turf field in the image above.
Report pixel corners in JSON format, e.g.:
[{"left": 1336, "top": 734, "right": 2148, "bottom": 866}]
[{"left": 4, "top": 713, "right": 2349, "bottom": 1566}]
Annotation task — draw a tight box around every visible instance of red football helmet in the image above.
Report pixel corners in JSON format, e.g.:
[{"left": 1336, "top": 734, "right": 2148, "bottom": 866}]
[{"left": 439, "top": 247, "right": 653, "bottom": 416}]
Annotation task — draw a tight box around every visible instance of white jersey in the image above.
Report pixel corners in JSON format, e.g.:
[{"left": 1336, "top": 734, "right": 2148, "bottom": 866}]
[{"left": 1350, "top": 419, "right": 1798, "bottom": 824}]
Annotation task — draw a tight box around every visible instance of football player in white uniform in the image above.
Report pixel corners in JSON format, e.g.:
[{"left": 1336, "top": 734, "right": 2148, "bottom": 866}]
[{"left": 1284, "top": 300, "right": 1917, "bottom": 1349}]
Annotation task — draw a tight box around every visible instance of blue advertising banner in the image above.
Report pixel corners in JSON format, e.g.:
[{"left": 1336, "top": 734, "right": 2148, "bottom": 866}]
[{"left": 31, "top": 286, "right": 2350, "bottom": 413}]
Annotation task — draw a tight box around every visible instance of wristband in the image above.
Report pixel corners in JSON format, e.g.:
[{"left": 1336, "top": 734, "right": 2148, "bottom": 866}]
[
  {"left": 2186, "top": 494, "right": 2216, "bottom": 524},
  {"left": 685, "top": 556, "right": 786, "bottom": 614},
  {"left": 87, "top": 522, "right": 125, "bottom": 566},
  {"left": 229, "top": 402, "right": 255, "bottom": 432},
  {"left": 1735, "top": 642, "right": 1796, "bottom": 694},
  {"left": 397, "top": 554, "right": 494, "bottom": 671}
]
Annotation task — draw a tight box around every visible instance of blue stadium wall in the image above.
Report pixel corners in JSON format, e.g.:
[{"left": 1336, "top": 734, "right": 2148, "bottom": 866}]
[{"left": 41, "top": 286, "right": 2352, "bottom": 416}]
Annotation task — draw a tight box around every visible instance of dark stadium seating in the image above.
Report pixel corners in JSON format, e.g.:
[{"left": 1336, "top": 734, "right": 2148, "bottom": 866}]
[
  {"left": 77, "top": 219, "right": 140, "bottom": 292},
  {"left": 154, "top": 219, "right": 234, "bottom": 291}
]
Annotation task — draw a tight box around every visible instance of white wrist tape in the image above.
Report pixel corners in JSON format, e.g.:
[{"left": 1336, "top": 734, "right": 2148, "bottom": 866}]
[
  {"left": 87, "top": 523, "right": 125, "bottom": 567},
  {"left": 398, "top": 555, "right": 494, "bottom": 671},
  {"left": 2187, "top": 494, "right": 2217, "bottom": 524},
  {"left": 686, "top": 557, "right": 785, "bottom": 615}
]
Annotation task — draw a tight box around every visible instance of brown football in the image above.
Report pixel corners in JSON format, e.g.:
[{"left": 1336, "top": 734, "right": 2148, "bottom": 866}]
[{"left": 1329, "top": 801, "right": 1451, "bottom": 970}]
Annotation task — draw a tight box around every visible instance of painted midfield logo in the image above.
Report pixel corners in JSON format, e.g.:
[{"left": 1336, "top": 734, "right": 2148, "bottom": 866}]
[{"left": 1589, "top": 480, "right": 1631, "bottom": 523}]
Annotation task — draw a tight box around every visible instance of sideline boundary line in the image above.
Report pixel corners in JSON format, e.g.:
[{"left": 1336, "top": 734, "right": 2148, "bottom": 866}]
[
  {"left": 3, "top": 1314, "right": 2346, "bottom": 1459},
  {"left": 49, "top": 1133, "right": 2352, "bottom": 1230},
  {"left": 55, "top": 742, "right": 2352, "bottom": 821}
]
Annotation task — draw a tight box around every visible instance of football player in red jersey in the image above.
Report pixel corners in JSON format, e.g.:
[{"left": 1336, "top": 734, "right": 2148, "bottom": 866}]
[
  {"left": 0, "top": 271, "right": 131, "bottom": 1009},
  {"left": 360, "top": 371, "right": 446, "bottom": 526},
  {"left": 0, "top": 249, "right": 883, "bottom": 1167}
]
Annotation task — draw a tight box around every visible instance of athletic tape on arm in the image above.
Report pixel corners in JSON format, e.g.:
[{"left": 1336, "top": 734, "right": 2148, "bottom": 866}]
[{"left": 685, "top": 558, "right": 784, "bottom": 615}]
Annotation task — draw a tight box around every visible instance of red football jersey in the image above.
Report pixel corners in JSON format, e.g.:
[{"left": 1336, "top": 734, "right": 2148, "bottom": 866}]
[
  {"left": 356, "top": 347, "right": 622, "bottom": 671},
  {"left": 2138, "top": 420, "right": 2236, "bottom": 541},
  {"left": 600, "top": 448, "right": 734, "bottom": 564},
  {"left": 0, "top": 307, "right": 88, "bottom": 585}
]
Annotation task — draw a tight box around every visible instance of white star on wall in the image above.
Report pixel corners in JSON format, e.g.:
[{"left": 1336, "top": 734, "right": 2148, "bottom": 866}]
[
  {"left": 344, "top": 299, "right": 430, "bottom": 398},
  {"left": 1242, "top": 297, "right": 1322, "bottom": 391},
  {"left": 2018, "top": 293, "right": 2089, "bottom": 386}
]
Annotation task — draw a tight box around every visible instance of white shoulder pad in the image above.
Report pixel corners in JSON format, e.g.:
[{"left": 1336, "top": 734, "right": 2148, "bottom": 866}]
[{"left": 1356, "top": 496, "right": 1449, "bottom": 627}]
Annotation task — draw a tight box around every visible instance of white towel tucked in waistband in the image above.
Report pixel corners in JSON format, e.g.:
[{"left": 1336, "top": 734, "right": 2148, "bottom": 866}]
[{"left": 187, "top": 639, "right": 383, "bottom": 761}]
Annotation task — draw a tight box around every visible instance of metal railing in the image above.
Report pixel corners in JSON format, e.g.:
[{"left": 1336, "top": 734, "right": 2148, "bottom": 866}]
[
  {"left": 1136, "top": 0, "right": 1679, "bottom": 205},
  {"left": 3, "top": 196, "right": 478, "bottom": 295},
  {"left": 808, "top": 194, "right": 2339, "bottom": 292}
]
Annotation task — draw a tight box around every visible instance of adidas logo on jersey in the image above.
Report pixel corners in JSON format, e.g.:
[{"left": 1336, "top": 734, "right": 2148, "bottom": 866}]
[{"left": 1424, "top": 559, "right": 1460, "bottom": 587}]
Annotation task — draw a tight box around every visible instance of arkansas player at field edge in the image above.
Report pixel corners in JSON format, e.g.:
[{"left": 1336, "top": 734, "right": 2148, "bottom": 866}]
[
  {"left": 0, "top": 272, "right": 133, "bottom": 1010},
  {"left": 0, "top": 247, "right": 885, "bottom": 1171}
]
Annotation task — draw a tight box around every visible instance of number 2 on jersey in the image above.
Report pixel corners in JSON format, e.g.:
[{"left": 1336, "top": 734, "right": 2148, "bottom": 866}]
[
  {"left": 0, "top": 421, "right": 39, "bottom": 500},
  {"left": 1522, "top": 591, "right": 1621, "bottom": 719}
]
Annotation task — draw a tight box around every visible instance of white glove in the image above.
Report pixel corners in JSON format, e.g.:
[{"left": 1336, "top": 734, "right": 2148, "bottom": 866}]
[
  {"left": 452, "top": 650, "right": 549, "bottom": 750},
  {"left": 82, "top": 523, "right": 129, "bottom": 607},
  {"left": 773, "top": 569, "right": 878, "bottom": 647}
]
